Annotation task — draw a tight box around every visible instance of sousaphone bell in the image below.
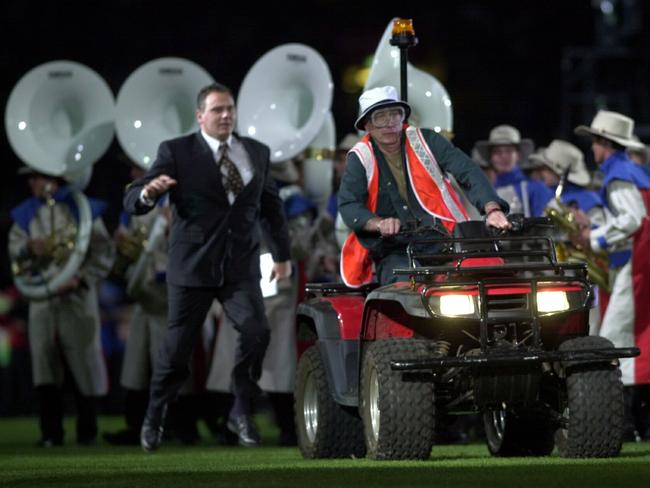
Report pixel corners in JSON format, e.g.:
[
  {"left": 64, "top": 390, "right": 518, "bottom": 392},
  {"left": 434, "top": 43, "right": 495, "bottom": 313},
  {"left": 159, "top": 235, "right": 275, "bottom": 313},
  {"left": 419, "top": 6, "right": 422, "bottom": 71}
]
[
  {"left": 364, "top": 18, "right": 453, "bottom": 137},
  {"left": 114, "top": 58, "right": 215, "bottom": 294},
  {"left": 5, "top": 60, "right": 115, "bottom": 300},
  {"left": 237, "top": 43, "right": 333, "bottom": 163}
]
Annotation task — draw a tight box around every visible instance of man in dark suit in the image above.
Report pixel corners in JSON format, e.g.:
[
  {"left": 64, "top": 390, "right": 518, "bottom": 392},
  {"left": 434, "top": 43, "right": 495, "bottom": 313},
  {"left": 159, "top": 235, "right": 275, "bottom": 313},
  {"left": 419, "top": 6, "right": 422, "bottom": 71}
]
[{"left": 123, "top": 83, "right": 291, "bottom": 452}]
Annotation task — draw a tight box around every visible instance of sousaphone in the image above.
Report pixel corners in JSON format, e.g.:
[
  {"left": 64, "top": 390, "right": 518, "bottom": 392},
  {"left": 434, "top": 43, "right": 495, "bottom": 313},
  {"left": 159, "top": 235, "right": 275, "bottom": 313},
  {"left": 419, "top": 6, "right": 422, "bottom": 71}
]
[
  {"left": 115, "top": 57, "right": 214, "bottom": 169},
  {"left": 114, "top": 58, "right": 215, "bottom": 294},
  {"left": 5, "top": 60, "right": 115, "bottom": 300},
  {"left": 237, "top": 43, "right": 333, "bottom": 163}
]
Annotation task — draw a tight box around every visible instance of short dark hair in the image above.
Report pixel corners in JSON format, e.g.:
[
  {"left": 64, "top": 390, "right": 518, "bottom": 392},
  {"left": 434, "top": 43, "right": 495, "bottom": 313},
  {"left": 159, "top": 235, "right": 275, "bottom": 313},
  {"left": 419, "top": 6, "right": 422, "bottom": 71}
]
[{"left": 196, "top": 83, "right": 233, "bottom": 111}]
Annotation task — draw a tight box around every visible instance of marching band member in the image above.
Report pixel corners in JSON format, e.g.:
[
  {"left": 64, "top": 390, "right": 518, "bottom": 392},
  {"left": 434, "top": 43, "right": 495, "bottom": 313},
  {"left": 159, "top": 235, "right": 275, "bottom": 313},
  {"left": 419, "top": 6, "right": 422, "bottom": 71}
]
[
  {"left": 573, "top": 110, "right": 650, "bottom": 440},
  {"left": 8, "top": 168, "right": 115, "bottom": 446},
  {"left": 475, "top": 124, "right": 554, "bottom": 217},
  {"left": 529, "top": 139, "right": 608, "bottom": 334},
  {"left": 530, "top": 139, "right": 607, "bottom": 228}
]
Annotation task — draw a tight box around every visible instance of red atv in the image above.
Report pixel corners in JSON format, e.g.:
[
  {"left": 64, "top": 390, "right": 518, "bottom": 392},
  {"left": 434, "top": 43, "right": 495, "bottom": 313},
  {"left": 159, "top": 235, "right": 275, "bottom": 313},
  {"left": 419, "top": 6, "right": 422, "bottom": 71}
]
[{"left": 294, "top": 217, "right": 639, "bottom": 460}]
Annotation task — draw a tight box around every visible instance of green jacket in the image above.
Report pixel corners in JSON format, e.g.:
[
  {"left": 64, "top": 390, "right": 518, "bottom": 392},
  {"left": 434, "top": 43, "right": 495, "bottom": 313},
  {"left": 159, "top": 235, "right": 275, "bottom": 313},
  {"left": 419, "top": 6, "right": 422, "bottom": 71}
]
[{"left": 338, "top": 128, "right": 507, "bottom": 254}]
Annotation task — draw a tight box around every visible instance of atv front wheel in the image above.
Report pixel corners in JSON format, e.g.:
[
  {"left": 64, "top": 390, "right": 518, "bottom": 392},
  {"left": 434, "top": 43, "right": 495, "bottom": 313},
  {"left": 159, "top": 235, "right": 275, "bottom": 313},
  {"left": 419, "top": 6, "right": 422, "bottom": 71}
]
[
  {"left": 555, "top": 336, "right": 624, "bottom": 458},
  {"left": 360, "top": 339, "right": 435, "bottom": 460},
  {"left": 295, "top": 345, "right": 366, "bottom": 458}
]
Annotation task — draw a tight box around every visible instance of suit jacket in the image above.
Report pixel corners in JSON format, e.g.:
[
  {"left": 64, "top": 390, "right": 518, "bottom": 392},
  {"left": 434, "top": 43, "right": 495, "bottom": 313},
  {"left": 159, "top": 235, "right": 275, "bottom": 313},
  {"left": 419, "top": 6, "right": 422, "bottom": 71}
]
[{"left": 123, "top": 131, "right": 291, "bottom": 287}]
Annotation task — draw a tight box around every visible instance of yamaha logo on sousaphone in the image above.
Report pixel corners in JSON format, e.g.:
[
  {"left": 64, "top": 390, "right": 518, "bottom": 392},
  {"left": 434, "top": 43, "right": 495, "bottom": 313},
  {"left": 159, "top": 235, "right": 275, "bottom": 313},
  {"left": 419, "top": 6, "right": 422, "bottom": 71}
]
[
  {"left": 115, "top": 57, "right": 215, "bottom": 170},
  {"left": 5, "top": 60, "right": 115, "bottom": 300}
]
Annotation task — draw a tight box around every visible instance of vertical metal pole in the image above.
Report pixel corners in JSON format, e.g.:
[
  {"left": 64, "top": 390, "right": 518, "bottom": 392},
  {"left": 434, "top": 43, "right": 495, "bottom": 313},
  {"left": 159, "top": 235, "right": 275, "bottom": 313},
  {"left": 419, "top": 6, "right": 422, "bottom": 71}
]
[
  {"left": 399, "top": 46, "right": 408, "bottom": 103},
  {"left": 390, "top": 18, "right": 418, "bottom": 103}
]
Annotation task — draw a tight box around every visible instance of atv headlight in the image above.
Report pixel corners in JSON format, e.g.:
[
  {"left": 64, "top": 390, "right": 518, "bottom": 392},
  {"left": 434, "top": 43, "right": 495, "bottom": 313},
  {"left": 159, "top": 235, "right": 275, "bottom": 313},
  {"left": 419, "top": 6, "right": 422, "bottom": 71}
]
[
  {"left": 536, "top": 291, "right": 569, "bottom": 313},
  {"left": 439, "top": 294, "right": 475, "bottom": 316}
]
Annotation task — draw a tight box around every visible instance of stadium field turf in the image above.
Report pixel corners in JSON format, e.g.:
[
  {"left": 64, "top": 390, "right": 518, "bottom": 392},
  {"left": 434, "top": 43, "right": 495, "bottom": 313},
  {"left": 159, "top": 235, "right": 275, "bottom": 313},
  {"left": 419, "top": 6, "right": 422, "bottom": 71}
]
[{"left": 1, "top": 416, "right": 650, "bottom": 487}]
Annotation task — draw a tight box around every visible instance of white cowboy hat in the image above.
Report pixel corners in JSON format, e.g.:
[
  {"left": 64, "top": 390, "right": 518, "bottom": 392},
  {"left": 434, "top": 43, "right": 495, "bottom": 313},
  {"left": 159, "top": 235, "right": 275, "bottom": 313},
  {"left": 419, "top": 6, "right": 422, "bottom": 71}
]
[
  {"left": 354, "top": 85, "right": 411, "bottom": 131},
  {"left": 528, "top": 139, "right": 590, "bottom": 186},
  {"left": 574, "top": 110, "right": 645, "bottom": 150},
  {"left": 474, "top": 124, "right": 535, "bottom": 164}
]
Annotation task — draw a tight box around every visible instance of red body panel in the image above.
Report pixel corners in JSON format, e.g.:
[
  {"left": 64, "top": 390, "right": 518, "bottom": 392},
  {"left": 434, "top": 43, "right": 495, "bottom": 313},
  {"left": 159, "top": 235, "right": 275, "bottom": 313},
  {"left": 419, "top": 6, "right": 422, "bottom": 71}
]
[
  {"left": 362, "top": 306, "right": 414, "bottom": 340},
  {"left": 321, "top": 295, "right": 365, "bottom": 340}
]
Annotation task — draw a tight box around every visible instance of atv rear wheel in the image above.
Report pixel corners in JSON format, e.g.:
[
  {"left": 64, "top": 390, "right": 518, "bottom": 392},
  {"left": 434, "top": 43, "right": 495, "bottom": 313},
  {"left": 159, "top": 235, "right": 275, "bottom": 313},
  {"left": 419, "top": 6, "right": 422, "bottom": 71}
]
[
  {"left": 360, "top": 339, "right": 435, "bottom": 460},
  {"left": 295, "top": 345, "right": 366, "bottom": 458},
  {"left": 555, "top": 336, "right": 624, "bottom": 458},
  {"left": 483, "top": 406, "right": 555, "bottom": 456}
]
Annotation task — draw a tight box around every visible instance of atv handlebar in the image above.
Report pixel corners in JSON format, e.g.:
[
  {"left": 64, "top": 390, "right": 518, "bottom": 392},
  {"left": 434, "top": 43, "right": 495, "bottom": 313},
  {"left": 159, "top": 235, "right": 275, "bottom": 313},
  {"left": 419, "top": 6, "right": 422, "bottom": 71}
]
[{"left": 382, "top": 215, "right": 554, "bottom": 243}]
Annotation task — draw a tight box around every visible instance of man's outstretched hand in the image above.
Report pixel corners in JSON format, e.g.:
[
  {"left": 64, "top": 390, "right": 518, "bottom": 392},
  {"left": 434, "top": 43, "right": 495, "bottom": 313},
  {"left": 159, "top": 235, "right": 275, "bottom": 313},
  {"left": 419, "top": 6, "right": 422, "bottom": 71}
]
[{"left": 143, "top": 175, "right": 177, "bottom": 201}]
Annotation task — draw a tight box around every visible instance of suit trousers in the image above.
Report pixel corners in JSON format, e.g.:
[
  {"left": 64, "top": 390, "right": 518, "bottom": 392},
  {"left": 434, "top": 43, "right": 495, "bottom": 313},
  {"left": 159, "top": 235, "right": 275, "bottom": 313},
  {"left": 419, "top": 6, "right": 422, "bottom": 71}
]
[{"left": 146, "top": 279, "right": 270, "bottom": 421}]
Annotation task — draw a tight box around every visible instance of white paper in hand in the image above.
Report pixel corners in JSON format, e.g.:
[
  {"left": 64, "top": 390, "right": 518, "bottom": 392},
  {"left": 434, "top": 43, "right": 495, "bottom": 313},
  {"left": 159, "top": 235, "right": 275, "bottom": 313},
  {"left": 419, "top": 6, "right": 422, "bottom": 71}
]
[{"left": 259, "top": 252, "right": 278, "bottom": 298}]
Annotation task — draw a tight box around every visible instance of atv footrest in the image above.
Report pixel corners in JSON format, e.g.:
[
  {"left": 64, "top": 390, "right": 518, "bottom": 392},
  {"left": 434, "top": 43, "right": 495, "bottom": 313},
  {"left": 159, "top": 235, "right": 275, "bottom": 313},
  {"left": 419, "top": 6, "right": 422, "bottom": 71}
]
[{"left": 390, "top": 347, "right": 640, "bottom": 371}]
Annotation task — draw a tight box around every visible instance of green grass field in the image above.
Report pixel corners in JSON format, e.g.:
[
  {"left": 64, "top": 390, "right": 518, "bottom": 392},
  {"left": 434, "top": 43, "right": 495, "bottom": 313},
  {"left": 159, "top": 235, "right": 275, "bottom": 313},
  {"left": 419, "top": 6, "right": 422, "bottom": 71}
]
[{"left": 1, "top": 415, "right": 650, "bottom": 487}]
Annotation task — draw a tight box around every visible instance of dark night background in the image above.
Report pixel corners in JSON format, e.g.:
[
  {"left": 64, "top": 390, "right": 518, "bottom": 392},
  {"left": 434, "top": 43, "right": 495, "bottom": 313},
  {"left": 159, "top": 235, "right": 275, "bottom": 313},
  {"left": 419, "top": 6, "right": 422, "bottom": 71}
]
[{"left": 2, "top": 0, "right": 650, "bottom": 287}]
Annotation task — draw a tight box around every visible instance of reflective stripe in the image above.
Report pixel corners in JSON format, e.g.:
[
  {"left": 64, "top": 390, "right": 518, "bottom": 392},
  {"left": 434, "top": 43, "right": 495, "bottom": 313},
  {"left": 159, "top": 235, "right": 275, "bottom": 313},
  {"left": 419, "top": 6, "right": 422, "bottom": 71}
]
[
  {"left": 350, "top": 142, "right": 375, "bottom": 188},
  {"left": 406, "top": 127, "right": 467, "bottom": 223}
]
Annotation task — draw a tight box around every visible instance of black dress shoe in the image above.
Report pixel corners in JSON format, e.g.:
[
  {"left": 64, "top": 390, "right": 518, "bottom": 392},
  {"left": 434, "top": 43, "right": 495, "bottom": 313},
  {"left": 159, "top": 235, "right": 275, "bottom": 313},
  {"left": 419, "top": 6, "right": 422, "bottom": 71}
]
[
  {"left": 226, "top": 414, "right": 261, "bottom": 447},
  {"left": 141, "top": 417, "right": 164, "bottom": 453}
]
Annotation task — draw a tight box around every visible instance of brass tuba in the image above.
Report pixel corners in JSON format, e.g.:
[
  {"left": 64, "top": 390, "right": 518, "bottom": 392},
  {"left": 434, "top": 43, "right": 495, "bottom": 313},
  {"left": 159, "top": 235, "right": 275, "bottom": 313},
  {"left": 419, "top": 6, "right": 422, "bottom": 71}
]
[{"left": 545, "top": 177, "right": 610, "bottom": 292}]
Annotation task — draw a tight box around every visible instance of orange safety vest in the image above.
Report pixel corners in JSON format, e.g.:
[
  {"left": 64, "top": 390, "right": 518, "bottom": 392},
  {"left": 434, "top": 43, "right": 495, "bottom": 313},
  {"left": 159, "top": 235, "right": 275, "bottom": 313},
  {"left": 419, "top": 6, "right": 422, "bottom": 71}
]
[{"left": 340, "top": 126, "right": 469, "bottom": 287}]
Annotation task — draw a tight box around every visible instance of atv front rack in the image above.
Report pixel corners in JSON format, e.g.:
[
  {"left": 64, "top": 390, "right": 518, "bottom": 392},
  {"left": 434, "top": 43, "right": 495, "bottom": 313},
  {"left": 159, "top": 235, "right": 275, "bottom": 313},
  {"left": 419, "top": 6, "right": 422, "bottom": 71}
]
[{"left": 390, "top": 347, "right": 641, "bottom": 372}]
